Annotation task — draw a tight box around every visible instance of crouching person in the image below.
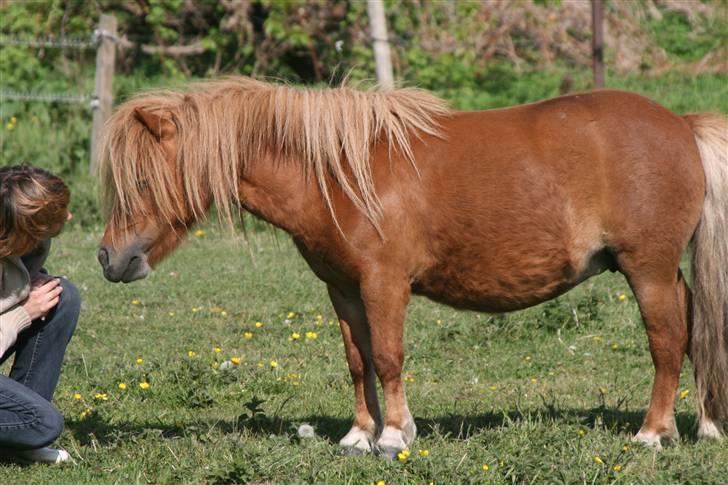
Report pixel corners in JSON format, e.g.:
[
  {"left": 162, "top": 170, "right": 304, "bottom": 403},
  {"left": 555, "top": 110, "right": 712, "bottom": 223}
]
[{"left": 0, "top": 165, "right": 80, "bottom": 464}]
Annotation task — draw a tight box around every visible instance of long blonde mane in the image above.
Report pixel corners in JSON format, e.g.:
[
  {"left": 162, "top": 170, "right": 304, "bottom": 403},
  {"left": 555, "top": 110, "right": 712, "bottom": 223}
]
[{"left": 100, "top": 77, "right": 450, "bottom": 236}]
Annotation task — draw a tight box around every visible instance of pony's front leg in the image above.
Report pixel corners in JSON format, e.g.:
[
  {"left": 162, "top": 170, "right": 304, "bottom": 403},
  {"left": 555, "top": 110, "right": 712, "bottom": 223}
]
[
  {"left": 328, "top": 285, "right": 382, "bottom": 454},
  {"left": 360, "top": 272, "right": 416, "bottom": 459}
]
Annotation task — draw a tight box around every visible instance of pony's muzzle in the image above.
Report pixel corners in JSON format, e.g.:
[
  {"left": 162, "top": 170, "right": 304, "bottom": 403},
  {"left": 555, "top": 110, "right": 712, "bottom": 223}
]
[{"left": 98, "top": 246, "right": 150, "bottom": 283}]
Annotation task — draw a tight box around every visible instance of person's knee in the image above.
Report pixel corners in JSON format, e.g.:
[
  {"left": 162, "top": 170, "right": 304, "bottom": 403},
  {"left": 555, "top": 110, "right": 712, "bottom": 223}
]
[
  {"left": 57, "top": 278, "right": 81, "bottom": 317},
  {"left": 51, "top": 278, "right": 80, "bottom": 337},
  {"left": 22, "top": 404, "right": 64, "bottom": 449}
]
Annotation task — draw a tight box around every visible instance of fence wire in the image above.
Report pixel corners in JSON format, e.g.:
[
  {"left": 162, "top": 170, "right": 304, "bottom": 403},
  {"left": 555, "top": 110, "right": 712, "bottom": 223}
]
[
  {"left": 0, "top": 90, "right": 94, "bottom": 105},
  {"left": 0, "top": 34, "right": 97, "bottom": 49}
]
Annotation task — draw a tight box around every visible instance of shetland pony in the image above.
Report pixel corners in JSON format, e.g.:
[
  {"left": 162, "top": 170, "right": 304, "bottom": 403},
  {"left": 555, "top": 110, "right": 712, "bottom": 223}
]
[{"left": 97, "top": 78, "right": 728, "bottom": 456}]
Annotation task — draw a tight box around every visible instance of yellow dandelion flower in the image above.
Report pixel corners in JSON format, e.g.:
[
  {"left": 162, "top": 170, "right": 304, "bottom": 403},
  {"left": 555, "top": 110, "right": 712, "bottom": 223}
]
[
  {"left": 680, "top": 389, "right": 689, "bottom": 399},
  {"left": 397, "top": 449, "right": 410, "bottom": 461},
  {"left": 611, "top": 343, "right": 619, "bottom": 350},
  {"left": 287, "top": 311, "right": 295, "bottom": 319},
  {"left": 377, "top": 481, "right": 385, "bottom": 485},
  {"left": 131, "top": 299, "right": 141, "bottom": 305},
  {"left": 436, "top": 319, "right": 442, "bottom": 325},
  {"left": 6, "top": 123, "right": 14, "bottom": 131},
  {"left": 94, "top": 393, "right": 108, "bottom": 401},
  {"left": 618, "top": 293, "right": 626, "bottom": 301},
  {"left": 578, "top": 429, "right": 586, "bottom": 436},
  {"left": 291, "top": 332, "right": 301, "bottom": 340},
  {"left": 316, "top": 314, "right": 323, "bottom": 321},
  {"left": 270, "top": 360, "right": 278, "bottom": 368},
  {"left": 188, "top": 350, "right": 197, "bottom": 358},
  {"left": 305, "top": 331, "right": 318, "bottom": 339},
  {"left": 118, "top": 383, "right": 127, "bottom": 390},
  {"left": 255, "top": 321, "right": 263, "bottom": 328},
  {"left": 482, "top": 464, "right": 490, "bottom": 471},
  {"left": 613, "top": 464, "right": 622, "bottom": 472},
  {"left": 231, "top": 357, "right": 241, "bottom": 365},
  {"left": 531, "top": 378, "right": 537, "bottom": 384},
  {"left": 418, "top": 449, "right": 429, "bottom": 457},
  {"left": 221, "top": 311, "right": 228, "bottom": 317},
  {"left": 623, "top": 444, "right": 630, "bottom": 452},
  {"left": 136, "top": 358, "right": 143, "bottom": 365},
  {"left": 169, "top": 311, "right": 175, "bottom": 317},
  {"left": 594, "top": 456, "right": 604, "bottom": 465},
  {"left": 73, "top": 393, "right": 82, "bottom": 401},
  {"left": 139, "top": 382, "right": 151, "bottom": 390},
  {"left": 80, "top": 409, "right": 91, "bottom": 419},
  {"left": 213, "top": 347, "right": 222, "bottom": 353},
  {"left": 244, "top": 332, "right": 253, "bottom": 339},
  {"left": 194, "top": 229, "right": 205, "bottom": 237}
]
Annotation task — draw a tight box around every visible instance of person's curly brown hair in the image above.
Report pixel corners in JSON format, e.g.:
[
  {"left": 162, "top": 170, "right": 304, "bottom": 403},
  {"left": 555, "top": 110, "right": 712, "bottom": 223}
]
[{"left": 0, "top": 165, "right": 70, "bottom": 258}]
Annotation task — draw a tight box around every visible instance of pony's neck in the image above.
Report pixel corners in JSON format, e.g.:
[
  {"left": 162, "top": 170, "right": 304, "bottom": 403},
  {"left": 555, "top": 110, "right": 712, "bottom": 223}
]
[{"left": 238, "top": 151, "right": 332, "bottom": 239}]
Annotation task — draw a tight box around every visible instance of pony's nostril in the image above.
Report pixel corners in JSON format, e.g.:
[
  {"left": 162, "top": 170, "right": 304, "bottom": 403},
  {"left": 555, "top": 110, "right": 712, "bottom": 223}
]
[{"left": 98, "top": 248, "right": 110, "bottom": 268}]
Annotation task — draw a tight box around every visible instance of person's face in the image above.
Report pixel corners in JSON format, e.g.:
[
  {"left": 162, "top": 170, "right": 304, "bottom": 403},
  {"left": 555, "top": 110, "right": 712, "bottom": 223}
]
[{"left": 47, "top": 209, "right": 72, "bottom": 238}]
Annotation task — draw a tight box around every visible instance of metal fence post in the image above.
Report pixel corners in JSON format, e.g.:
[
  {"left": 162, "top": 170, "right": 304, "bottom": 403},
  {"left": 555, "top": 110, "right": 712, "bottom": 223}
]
[{"left": 89, "top": 14, "right": 117, "bottom": 176}]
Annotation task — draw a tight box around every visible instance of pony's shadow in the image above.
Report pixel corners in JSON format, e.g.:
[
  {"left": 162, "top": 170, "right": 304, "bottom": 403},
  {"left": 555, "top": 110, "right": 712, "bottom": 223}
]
[{"left": 64, "top": 406, "right": 700, "bottom": 447}]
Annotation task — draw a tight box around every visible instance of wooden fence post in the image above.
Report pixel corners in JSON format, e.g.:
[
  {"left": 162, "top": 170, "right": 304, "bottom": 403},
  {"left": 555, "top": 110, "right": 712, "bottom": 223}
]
[
  {"left": 89, "top": 14, "right": 117, "bottom": 175},
  {"left": 591, "top": 0, "right": 605, "bottom": 88},
  {"left": 367, "top": 0, "right": 394, "bottom": 90}
]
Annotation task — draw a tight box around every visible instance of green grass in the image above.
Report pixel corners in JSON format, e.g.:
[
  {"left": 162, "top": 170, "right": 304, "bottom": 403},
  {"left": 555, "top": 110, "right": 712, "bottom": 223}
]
[{"left": 2, "top": 226, "right": 726, "bottom": 483}]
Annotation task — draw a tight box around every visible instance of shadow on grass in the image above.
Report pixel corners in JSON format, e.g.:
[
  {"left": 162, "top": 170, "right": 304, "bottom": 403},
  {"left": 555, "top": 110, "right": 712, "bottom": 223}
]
[
  {"left": 64, "top": 406, "right": 701, "bottom": 447},
  {"left": 414, "top": 407, "right": 698, "bottom": 441}
]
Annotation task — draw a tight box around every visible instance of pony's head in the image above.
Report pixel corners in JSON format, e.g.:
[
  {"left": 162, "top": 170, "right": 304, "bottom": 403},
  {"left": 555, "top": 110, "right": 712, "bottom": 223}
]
[
  {"left": 97, "top": 96, "right": 204, "bottom": 283},
  {"left": 97, "top": 78, "right": 450, "bottom": 282}
]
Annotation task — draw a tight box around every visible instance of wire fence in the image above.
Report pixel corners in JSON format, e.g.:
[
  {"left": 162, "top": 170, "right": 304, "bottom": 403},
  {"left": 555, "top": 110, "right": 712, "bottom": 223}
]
[
  {"left": 0, "top": 33, "right": 97, "bottom": 49},
  {"left": 0, "top": 90, "right": 95, "bottom": 105},
  {"left": 0, "top": 31, "right": 112, "bottom": 107}
]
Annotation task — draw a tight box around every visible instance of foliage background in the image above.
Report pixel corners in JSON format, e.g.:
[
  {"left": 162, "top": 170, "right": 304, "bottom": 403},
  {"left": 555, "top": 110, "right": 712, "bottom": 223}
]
[{"left": 1, "top": 0, "right": 726, "bottom": 229}]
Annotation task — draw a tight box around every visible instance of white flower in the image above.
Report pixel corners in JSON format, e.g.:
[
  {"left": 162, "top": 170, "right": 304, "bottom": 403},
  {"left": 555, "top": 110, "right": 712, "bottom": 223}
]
[{"left": 297, "top": 424, "right": 315, "bottom": 439}]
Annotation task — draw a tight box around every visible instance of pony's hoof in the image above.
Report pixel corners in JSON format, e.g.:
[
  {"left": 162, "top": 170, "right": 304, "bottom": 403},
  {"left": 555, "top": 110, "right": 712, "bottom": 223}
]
[
  {"left": 376, "top": 446, "right": 402, "bottom": 461},
  {"left": 632, "top": 429, "right": 678, "bottom": 450},
  {"left": 697, "top": 419, "right": 724, "bottom": 441},
  {"left": 342, "top": 446, "right": 369, "bottom": 456},
  {"left": 374, "top": 426, "right": 408, "bottom": 459},
  {"left": 339, "top": 426, "right": 374, "bottom": 455}
]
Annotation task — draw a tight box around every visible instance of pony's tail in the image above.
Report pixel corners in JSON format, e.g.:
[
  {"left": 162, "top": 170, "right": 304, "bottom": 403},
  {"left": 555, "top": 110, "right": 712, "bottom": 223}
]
[{"left": 684, "top": 112, "right": 728, "bottom": 430}]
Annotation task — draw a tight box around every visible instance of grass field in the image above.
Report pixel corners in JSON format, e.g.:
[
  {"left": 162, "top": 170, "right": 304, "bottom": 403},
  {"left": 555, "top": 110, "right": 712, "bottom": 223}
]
[{"left": 1, "top": 225, "right": 726, "bottom": 484}]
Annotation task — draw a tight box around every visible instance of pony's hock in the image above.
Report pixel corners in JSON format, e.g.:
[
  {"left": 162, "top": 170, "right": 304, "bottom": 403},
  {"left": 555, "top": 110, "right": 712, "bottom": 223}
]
[{"left": 97, "top": 77, "right": 728, "bottom": 455}]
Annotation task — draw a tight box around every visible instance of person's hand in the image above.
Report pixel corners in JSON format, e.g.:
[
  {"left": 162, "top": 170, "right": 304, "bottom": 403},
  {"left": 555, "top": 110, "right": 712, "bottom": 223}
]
[
  {"left": 30, "top": 273, "right": 54, "bottom": 288},
  {"left": 21, "top": 279, "right": 63, "bottom": 321}
]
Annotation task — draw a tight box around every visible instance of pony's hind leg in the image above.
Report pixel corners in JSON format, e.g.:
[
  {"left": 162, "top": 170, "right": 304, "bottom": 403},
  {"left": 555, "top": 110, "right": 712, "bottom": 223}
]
[
  {"left": 328, "top": 285, "right": 382, "bottom": 454},
  {"left": 623, "top": 265, "right": 688, "bottom": 449}
]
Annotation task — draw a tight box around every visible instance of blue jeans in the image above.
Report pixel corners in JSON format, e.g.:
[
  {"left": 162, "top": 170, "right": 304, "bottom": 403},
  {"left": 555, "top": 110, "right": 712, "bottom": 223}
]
[{"left": 0, "top": 278, "right": 79, "bottom": 449}]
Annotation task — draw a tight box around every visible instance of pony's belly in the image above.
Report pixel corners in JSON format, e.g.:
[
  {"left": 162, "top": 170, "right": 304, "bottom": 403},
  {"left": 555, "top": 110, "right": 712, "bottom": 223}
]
[
  {"left": 412, "top": 273, "right": 575, "bottom": 313},
  {"left": 412, "top": 248, "right": 613, "bottom": 313}
]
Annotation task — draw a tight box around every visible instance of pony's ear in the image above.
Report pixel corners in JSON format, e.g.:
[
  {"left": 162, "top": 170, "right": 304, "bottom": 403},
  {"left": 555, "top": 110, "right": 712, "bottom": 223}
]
[{"left": 134, "top": 108, "right": 175, "bottom": 140}]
